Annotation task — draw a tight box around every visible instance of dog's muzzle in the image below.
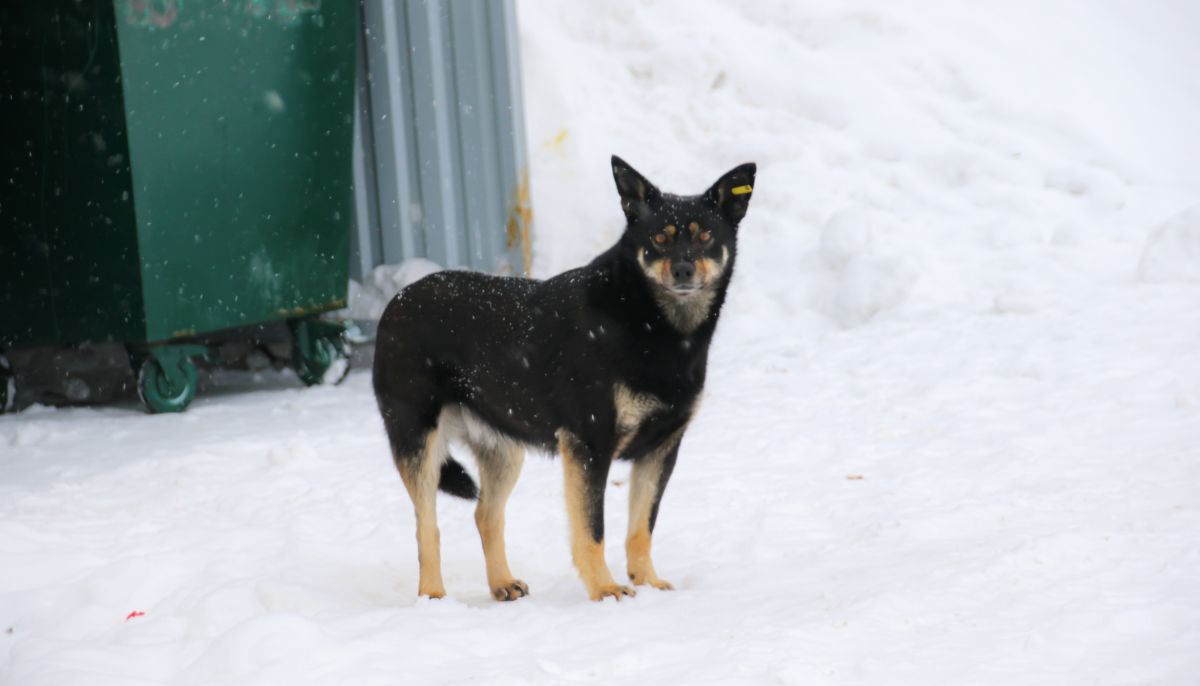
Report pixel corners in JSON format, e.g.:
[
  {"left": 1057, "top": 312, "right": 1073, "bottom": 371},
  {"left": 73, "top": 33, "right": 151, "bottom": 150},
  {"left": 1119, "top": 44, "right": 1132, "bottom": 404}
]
[{"left": 668, "top": 260, "right": 702, "bottom": 295}]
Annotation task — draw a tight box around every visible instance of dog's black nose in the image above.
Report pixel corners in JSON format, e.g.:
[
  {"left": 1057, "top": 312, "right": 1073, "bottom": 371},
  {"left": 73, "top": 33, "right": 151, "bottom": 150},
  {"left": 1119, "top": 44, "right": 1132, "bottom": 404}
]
[{"left": 671, "top": 261, "right": 695, "bottom": 282}]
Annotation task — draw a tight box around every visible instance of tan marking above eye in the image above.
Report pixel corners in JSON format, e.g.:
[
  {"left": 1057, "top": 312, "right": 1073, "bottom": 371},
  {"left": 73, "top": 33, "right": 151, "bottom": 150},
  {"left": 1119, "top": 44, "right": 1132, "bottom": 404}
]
[
  {"left": 688, "top": 221, "right": 700, "bottom": 234},
  {"left": 654, "top": 234, "right": 668, "bottom": 245},
  {"left": 664, "top": 224, "right": 676, "bottom": 236}
]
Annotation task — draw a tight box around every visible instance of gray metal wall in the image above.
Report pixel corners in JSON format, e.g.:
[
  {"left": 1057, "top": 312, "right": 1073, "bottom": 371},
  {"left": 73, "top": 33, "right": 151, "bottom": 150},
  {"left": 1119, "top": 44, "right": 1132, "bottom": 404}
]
[{"left": 351, "top": 0, "right": 532, "bottom": 281}]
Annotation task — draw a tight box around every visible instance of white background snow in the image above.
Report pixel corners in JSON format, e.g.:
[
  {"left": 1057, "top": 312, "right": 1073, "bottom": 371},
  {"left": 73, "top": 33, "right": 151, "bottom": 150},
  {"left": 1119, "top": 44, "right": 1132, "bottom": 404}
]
[{"left": 3, "top": 1, "right": 1200, "bottom": 684}]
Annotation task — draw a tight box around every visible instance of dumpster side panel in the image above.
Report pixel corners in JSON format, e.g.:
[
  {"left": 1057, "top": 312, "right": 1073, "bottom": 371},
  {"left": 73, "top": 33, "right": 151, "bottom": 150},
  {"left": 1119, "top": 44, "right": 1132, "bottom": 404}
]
[
  {"left": 0, "top": 1, "right": 146, "bottom": 349},
  {"left": 114, "top": 2, "right": 356, "bottom": 342}
]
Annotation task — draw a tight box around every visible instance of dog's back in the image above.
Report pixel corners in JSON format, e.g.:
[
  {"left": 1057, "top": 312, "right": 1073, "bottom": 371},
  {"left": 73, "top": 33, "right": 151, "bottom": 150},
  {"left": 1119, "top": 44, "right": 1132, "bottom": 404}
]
[
  {"left": 373, "top": 266, "right": 598, "bottom": 458},
  {"left": 374, "top": 270, "right": 544, "bottom": 454}
]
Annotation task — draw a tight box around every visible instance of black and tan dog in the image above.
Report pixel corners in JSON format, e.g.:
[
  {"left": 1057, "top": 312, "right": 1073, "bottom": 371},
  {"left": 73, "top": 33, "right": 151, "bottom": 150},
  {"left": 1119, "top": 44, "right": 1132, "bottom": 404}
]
[{"left": 373, "top": 156, "right": 755, "bottom": 601}]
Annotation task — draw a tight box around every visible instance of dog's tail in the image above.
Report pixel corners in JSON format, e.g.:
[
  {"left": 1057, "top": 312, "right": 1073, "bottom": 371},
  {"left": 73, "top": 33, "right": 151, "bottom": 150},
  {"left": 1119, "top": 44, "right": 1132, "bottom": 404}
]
[{"left": 438, "top": 458, "right": 479, "bottom": 500}]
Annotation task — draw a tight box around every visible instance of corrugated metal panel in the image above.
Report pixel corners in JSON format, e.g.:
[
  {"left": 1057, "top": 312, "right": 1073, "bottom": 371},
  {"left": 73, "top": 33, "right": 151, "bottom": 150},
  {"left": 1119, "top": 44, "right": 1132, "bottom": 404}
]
[{"left": 350, "top": 0, "right": 531, "bottom": 281}]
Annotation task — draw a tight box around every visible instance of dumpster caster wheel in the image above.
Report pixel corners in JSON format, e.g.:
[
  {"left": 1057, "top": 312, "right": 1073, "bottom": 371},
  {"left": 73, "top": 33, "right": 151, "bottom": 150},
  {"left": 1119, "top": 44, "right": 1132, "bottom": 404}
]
[
  {"left": 0, "top": 353, "right": 15, "bottom": 414},
  {"left": 289, "top": 318, "right": 351, "bottom": 387},
  {"left": 137, "top": 346, "right": 204, "bottom": 414}
]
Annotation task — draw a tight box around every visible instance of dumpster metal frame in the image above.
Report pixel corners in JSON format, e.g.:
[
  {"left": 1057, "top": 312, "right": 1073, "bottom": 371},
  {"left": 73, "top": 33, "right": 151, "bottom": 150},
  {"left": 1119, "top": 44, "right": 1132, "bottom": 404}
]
[{"left": 351, "top": 0, "right": 532, "bottom": 280}]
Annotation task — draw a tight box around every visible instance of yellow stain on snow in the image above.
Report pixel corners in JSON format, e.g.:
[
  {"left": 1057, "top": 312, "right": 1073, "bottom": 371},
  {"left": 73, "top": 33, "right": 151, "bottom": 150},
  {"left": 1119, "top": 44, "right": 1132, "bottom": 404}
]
[{"left": 543, "top": 128, "right": 569, "bottom": 153}]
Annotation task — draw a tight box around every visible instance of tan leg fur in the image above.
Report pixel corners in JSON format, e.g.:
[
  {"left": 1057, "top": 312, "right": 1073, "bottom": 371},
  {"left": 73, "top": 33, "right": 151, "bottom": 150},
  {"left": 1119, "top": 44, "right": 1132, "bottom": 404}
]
[
  {"left": 471, "top": 439, "right": 529, "bottom": 601},
  {"left": 397, "top": 430, "right": 447, "bottom": 599},
  {"left": 626, "top": 450, "right": 675, "bottom": 590},
  {"left": 560, "top": 433, "right": 635, "bottom": 601}
]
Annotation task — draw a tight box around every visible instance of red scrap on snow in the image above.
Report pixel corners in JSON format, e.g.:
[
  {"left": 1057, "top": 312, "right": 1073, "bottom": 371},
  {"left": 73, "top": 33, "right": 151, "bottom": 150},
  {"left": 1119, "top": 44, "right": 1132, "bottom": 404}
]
[{"left": 125, "top": 611, "right": 145, "bottom": 622}]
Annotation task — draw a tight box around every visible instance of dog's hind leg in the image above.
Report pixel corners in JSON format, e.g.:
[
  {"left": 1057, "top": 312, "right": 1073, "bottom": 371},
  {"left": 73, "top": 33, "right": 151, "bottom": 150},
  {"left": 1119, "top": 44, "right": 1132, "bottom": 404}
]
[
  {"left": 470, "top": 437, "right": 528, "bottom": 601},
  {"left": 559, "top": 431, "right": 635, "bottom": 601},
  {"left": 396, "top": 428, "right": 449, "bottom": 599},
  {"left": 626, "top": 438, "right": 681, "bottom": 590}
]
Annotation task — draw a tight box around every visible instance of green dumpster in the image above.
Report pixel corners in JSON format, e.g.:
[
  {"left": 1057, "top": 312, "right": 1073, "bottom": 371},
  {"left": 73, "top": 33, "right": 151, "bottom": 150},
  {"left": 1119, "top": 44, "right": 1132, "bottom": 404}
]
[{"left": 0, "top": 0, "right": 358, "bottom": 412}]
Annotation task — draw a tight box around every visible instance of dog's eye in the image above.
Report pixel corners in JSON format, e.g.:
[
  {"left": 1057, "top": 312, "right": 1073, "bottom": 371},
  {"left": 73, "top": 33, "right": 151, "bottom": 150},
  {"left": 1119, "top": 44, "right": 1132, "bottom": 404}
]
[
  {"left": 698, "top": 231, "right": 712, "bottom": 243},
  {"left": 654, "top": 234, "right": 668, "bottom": 245}
]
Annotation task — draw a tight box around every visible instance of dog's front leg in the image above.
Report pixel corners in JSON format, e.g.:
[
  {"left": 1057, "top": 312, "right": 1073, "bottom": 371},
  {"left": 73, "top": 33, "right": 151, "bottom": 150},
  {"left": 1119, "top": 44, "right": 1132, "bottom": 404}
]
[
  {"left": 626, "top": 437, "right": 680, "bottom": 590},
  {"left": 558, "top": 431, "right": 635, "bottom": 601}
]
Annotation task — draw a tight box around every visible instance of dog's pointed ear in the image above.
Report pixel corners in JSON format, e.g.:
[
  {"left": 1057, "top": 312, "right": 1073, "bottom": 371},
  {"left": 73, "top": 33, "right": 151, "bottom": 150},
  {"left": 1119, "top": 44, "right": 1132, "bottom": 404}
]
[
  {"left": 612, "top": 155, "right": 661, "bottom": 224},
  {"left": 704, "top": 162, "right": 757, "bottom": 226}
]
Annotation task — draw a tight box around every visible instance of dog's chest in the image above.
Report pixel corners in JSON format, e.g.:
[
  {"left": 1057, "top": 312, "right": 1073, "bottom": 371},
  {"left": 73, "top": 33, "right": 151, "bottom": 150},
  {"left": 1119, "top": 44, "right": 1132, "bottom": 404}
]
[
  {"left": 614, "top": 383, "right": 666, "bottom": 434},
  {"left": 612, "top": 383, "right": 671, "bottom": 456}
]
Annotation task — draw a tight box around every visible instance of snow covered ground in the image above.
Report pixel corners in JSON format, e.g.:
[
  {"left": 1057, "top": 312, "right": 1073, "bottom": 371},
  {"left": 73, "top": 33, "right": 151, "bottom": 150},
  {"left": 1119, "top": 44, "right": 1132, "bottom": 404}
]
[{"left": 3, "top": 1, "right": 1200, "bottom": 684}]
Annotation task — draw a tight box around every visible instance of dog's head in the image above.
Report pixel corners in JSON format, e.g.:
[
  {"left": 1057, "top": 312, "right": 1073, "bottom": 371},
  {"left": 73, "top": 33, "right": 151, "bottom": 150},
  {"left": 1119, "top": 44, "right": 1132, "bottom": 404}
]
[{"left": 611, "top": 155, "right": 756, "bottom": 298}]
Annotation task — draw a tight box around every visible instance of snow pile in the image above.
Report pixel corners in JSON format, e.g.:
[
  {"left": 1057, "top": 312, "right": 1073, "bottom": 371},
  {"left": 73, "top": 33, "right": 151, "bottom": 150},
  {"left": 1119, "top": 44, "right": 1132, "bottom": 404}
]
[
  {"left": 520, "top": 0, "right": 1200, "bottom": 331},
  {"left": 1138, "top": 205, "right": 1200, "bottom": 283}
]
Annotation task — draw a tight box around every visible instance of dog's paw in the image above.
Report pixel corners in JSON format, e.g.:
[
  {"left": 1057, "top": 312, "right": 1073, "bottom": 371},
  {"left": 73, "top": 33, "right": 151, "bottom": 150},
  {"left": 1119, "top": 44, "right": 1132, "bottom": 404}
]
[
  {"left": 628, "top": 573, "right": 674, "bottom": 591},
  {"left": 644, "top": 578, "right": 675, "bottom": 591},
  {"left": 491, "top": 579, "right": 530, "bottom": 601},
  {"left": 418, "top": 587, "right": 447, "bottom": 600},
  {"left": 589, "top": 584, "right": 637, "bottom": 601}
]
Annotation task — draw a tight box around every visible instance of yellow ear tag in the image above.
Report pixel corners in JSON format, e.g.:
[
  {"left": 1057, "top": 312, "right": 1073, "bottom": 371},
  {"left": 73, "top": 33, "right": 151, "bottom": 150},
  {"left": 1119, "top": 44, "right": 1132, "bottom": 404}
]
[{"left": 731, "top": 185, "right": 753, "bottom": 196}]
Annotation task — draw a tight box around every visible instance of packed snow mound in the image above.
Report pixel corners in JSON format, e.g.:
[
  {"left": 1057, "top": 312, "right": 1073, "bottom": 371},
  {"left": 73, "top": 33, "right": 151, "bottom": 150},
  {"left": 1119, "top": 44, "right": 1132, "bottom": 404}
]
[
  {"left": 344, "top": 258, "right": 443, "bottom": 320},
  {"left": 1138, "top": 206, "right": 1200, "bottom": 283}
]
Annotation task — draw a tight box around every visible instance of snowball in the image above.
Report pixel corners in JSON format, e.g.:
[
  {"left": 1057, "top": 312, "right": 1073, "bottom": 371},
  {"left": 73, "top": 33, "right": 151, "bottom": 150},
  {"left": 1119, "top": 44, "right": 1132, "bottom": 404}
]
[
  {"left": 1137, "top": 206, "right": 1200, "bottom": 283},
  {"left": 344, "top": 258, "right": 444, "bottom": 320},
  {"left": 992, "top": 290, "right": 1037, "bottom": 314},
  {"left": 370, "top": 258, "right": 443, "bottom": 297},
  {"left": 832, "top": 255, "right": 918, "bottom": 327},
  {"left": 819, "top": 207, "right": 877, "bottom": 269},
  {"left": 267, "top": 440, "right": 318, "bottom": 466}
]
